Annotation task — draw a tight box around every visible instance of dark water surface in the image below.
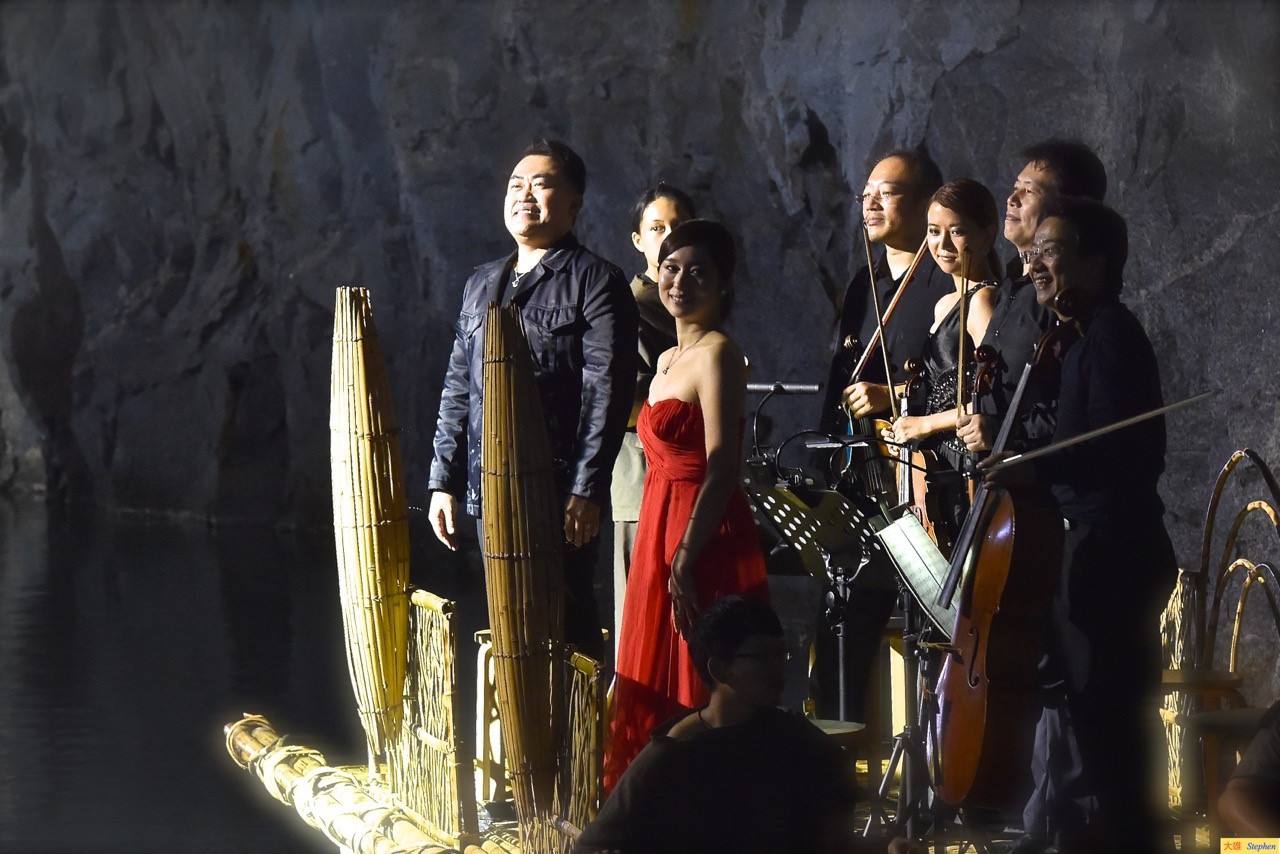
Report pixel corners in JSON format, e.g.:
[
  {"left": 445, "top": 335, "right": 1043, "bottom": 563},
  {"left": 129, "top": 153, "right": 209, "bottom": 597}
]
[{"left": 0, "top": 496, "right": 491, "bottom": 854}]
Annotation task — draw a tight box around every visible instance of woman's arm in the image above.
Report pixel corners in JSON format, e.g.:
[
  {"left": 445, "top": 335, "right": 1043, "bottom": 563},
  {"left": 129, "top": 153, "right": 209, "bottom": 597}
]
[
  {"left": 966, "top": 286, "right": 997, "bottom": 345},
  {"left": 885, "top": 409, "right": 961, "bottom": 444},
  {"left": 668, "top": 338, "right": 747, "bottom": 636}
]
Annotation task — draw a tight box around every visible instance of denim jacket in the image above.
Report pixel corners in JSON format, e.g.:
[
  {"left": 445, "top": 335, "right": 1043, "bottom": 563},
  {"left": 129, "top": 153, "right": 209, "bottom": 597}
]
[{"left": 429, "top": 234, "right": 638, "bottom": 516}]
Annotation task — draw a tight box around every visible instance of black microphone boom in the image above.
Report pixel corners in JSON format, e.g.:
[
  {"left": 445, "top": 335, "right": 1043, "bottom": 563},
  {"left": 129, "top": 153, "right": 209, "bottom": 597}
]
[{"left": 746, "top": 382, "right": 822, "bottom": 395}]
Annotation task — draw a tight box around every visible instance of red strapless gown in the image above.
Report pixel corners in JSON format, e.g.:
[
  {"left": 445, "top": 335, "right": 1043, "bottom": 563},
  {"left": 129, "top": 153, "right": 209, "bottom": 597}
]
[{"left": 602, "top": 398, "right": 769, "bottom": 791}]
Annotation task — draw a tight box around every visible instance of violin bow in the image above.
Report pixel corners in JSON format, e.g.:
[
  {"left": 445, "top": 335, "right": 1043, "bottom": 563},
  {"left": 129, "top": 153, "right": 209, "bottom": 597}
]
[
  {"left": 987, "top": 390, "right": 1216, "bottom": 471},
  {"left": 863, "top": 224, "right": 900, "bottom": 422},
  {"left": 956, "top": 248, "right": 970, "bottom": 414},
  {"left": 849, "top": 234, "right": 931, "bottom": 418}
]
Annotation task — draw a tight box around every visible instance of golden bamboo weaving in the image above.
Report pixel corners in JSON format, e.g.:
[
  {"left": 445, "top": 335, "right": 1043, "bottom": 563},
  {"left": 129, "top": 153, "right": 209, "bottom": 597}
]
[
  {"left": 480, "top": 302, "right": 566, "bottom": 850},
  {"left": 224, "top": 714, "right": 456, "bottom": 854},
  {"left": 331, "top": 286, "right": 411, "bottom": 765},
  {"left": 388, "top": 588, "right": 479, "bottom": 847}
]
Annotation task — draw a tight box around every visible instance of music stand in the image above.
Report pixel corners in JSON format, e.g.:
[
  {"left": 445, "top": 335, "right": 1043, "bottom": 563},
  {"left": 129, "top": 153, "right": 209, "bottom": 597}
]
[
  {"left": 866, "top": 513, "right": 1001, "bottom": 852},
  {"left": 875, "top": 513, "right": 957, "bottom": 635},
  {"left": 743, "top": 481, "right": 897, "bottom": 722}
]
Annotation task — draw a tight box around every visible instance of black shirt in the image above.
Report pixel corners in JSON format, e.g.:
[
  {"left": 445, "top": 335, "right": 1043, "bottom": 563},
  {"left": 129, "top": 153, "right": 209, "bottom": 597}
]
[
  {"left": 1037, "top": 298, "right": 1166, "bottom": 524},
  {"left": 978, "top": 265, "right": 1051, "bottom": 417},
  {"left": 575, "top": 707, "right": 857, "bottom": 854},
  {"left": 820, "top": 247, "right": 952, "bottom": 432}
]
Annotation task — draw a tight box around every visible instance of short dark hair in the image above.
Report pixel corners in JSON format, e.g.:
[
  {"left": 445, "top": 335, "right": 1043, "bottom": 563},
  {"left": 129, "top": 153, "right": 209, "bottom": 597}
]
[
  {"left": 656, "top": 219, "right": 737, "bottom": 319},
  {"left": 877, "top": 146, "right": 944, "bottom": 199},
  {"left": 688, "top": 595, "right": 783, "bottom": 688},
  {"left": 931, "top": 178, "right": 1002, "bottom": 277},
  {"left": 520, "top": 138, "right": 586, "bottom": 195},
  {"left": 630, "top": 182, "right": 697, "bottom": 233},
  {"left": 1019, "top": 139, "right": 1107, "bottom": 201},
  {"left": 1043, "top": 196, "right": 1128, "bottom": 296}
]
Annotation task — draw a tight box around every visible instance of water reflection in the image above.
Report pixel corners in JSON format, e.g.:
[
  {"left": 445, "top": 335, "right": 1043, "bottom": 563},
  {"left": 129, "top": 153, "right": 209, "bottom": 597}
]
[
  {"left": 0, "top": 497, "right": 361, "bottom": 853},
  {"left": 0, "top": 496, "right": 602, "bottom": 852}
]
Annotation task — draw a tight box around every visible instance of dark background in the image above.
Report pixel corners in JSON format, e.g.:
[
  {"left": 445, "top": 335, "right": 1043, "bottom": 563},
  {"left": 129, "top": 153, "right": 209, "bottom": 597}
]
[{"left": 0, "top": 1, "right": 1277, "bottom": 845}]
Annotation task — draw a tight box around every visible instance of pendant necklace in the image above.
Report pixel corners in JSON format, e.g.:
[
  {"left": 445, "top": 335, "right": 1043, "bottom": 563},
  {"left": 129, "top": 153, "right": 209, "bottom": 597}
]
[{"left": 663, "top": 332, "right": 709, "bottom": 375}]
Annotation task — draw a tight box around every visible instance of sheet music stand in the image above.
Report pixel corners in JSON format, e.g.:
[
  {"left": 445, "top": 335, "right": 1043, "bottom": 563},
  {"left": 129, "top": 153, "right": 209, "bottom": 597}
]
[{"left": 745, "top": 482, "right": 897, "bottom": 723}]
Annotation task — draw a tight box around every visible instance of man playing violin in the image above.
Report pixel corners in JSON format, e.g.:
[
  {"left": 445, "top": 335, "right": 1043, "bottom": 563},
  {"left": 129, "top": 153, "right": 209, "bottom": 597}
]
[
  {"left": 983, "top": 198, "right": 1175, "bottom": 853},
  {"left": 956, "top": 140, "right": 1107, "bottom": 456},
  {"left": 812, "top": 148, "right": 952, "bottom": 723},
  {"left": 821, "top": 148, "right": 952, "bottom": 429}
]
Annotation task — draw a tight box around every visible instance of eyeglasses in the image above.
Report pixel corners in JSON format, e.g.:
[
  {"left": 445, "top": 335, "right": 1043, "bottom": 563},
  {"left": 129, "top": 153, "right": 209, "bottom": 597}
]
[
  {"left": 859, "top": 188, "right": 904, "bottom": 205},
  {"left": 1020, "top": 245, "right": 1065, "bottom": 264}
]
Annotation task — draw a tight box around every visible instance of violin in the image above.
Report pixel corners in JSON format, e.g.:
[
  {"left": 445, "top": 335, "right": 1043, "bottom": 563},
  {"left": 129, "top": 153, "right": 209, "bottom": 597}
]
[
  {"left": 895, "top": 358, "right": 956, "bottom": 556},
  {"left": 965, "top": 345, "right": 1001, "bottom": 501},
  {"left": 835, "top": 234, "right": 929, "bottom": 512},
  {"left": 926, "top": 294, "right": 1080, "bottom": 809},
  {"left": 838, "top": 333, "right": 897, "bottom": 509}
]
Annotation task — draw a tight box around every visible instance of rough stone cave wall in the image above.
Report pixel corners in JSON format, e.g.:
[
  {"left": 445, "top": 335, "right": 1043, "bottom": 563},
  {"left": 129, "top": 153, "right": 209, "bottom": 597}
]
[{"left": 0, "top": 1, "right": 1277, "bottom": 688}]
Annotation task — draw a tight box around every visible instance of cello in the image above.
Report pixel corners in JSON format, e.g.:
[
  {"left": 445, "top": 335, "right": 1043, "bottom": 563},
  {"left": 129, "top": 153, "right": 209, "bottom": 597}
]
[{"left": 926, "top": 295, "right": 1081, "bottom": 809}]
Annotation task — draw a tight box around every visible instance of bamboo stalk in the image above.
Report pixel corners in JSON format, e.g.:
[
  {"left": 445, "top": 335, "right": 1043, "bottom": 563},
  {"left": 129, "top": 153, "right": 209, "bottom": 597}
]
[
  {"left": 480, "top": 304, "right": 566, "bottom": 852},
  {"left": 331, "top": 287, "right": 411, "bottom": 771}
]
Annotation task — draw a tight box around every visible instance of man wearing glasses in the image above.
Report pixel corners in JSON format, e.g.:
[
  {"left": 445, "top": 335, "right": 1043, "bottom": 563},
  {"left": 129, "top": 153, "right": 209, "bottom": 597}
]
[
  {"left": 813, "top": 148, "right": 952, "bottom": 727},
  {"left": 984, "top": 198, "right": 1174, "bottom": 853},
  {"left": 957, "top": 139, "right": 1107, "bottom": 454},
  {"left": 821, "top": 148, "right": 951, "bottom": 430}
]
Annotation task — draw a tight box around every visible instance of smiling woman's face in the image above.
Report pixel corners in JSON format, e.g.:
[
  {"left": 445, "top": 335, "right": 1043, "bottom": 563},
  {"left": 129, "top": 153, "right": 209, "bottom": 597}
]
[
  {"left": 926, "top": 202, "right": 992, "bottom": 278},
  {"left": 658, "top": 244, "right": 723, "bottom": 322}
]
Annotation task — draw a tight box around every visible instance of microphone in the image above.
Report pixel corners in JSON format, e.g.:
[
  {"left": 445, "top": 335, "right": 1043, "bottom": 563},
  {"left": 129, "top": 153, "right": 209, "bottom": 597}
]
[{"left": 746, "top": 382, "right": 822, "bottom": 395}]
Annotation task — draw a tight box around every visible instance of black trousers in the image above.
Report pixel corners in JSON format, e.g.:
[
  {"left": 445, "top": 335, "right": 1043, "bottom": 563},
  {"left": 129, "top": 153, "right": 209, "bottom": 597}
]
[{"left": 1024, "top": 518, "right": 1177, "bottom": 852}]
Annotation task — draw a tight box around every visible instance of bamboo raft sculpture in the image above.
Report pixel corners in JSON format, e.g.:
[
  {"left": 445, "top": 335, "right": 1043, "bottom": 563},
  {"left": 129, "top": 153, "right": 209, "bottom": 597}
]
[{"left": 225, "top": 294, "right": 605, "bottom": 853}]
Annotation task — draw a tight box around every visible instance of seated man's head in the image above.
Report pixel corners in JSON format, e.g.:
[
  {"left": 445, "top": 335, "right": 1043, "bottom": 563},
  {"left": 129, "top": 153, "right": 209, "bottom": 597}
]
[
  {"left": 505, "top": 138, "right": 585, "bottom": 248},
  {"left": 688, "top": 595, "right": 787, "bottom": 710},
  {"left": 1027, "top": 196, "right": 1127, "bottom": 312}
]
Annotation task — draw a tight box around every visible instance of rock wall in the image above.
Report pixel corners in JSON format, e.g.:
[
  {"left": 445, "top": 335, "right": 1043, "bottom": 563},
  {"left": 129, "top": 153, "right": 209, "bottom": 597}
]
[{"left": 1, "top": 0, "right": 1277, "bottom": 686}]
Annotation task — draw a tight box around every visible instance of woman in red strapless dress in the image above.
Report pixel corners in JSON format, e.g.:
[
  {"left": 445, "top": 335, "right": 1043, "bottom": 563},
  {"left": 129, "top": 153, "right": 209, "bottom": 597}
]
[{"left": 603, "top": 220, "right": 769, "bottom": 791}]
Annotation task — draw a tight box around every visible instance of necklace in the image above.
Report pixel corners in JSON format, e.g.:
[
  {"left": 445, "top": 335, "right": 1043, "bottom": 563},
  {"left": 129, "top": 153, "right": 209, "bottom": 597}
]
[
  {"left": 662, "top": 333, "right": 709, "bottom": 375},
  {"left": 697, "top": 708, "right": 714, "bottom": 730}
]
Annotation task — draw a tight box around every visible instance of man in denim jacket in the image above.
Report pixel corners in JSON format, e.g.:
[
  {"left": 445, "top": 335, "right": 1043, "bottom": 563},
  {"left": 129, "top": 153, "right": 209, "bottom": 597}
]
[{"left": 427, "top": 139, "right": 637, "bottom": 662}]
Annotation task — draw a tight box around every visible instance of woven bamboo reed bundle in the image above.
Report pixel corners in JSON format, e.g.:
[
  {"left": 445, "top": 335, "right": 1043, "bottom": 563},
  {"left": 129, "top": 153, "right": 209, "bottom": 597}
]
[
  {"left": 548, "top": 649, "right": 606, "bottom": 848},
  {"left": 480, "top": 303, "right": 566, "bottom": 850},
  {"left": 224, "top": 714, "right": 456, "bottom": 853},
  {"left": 387, "top": 588, "right": 479, "bottom": 847},
  {"left": 331, "top": 286, "right": 412, "bottom": 768}
]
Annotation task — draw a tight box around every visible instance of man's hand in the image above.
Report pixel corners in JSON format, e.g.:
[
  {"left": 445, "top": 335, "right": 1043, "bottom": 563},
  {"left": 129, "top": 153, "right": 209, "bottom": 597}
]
[
  {"left": 843, "top": 382, "right": 892, "bottom": 420},
  {"left": 428, "top": 490, "right": 459, "bottom": 551},
  {"left": 977, "top": 450, "right": 1035, "bottom": 489},
  {"left": 956, "top": 413, "right": 997, "bottom": 453},
  {"left": 564, "top": 494, "right": 601, "bottom": 548}
]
